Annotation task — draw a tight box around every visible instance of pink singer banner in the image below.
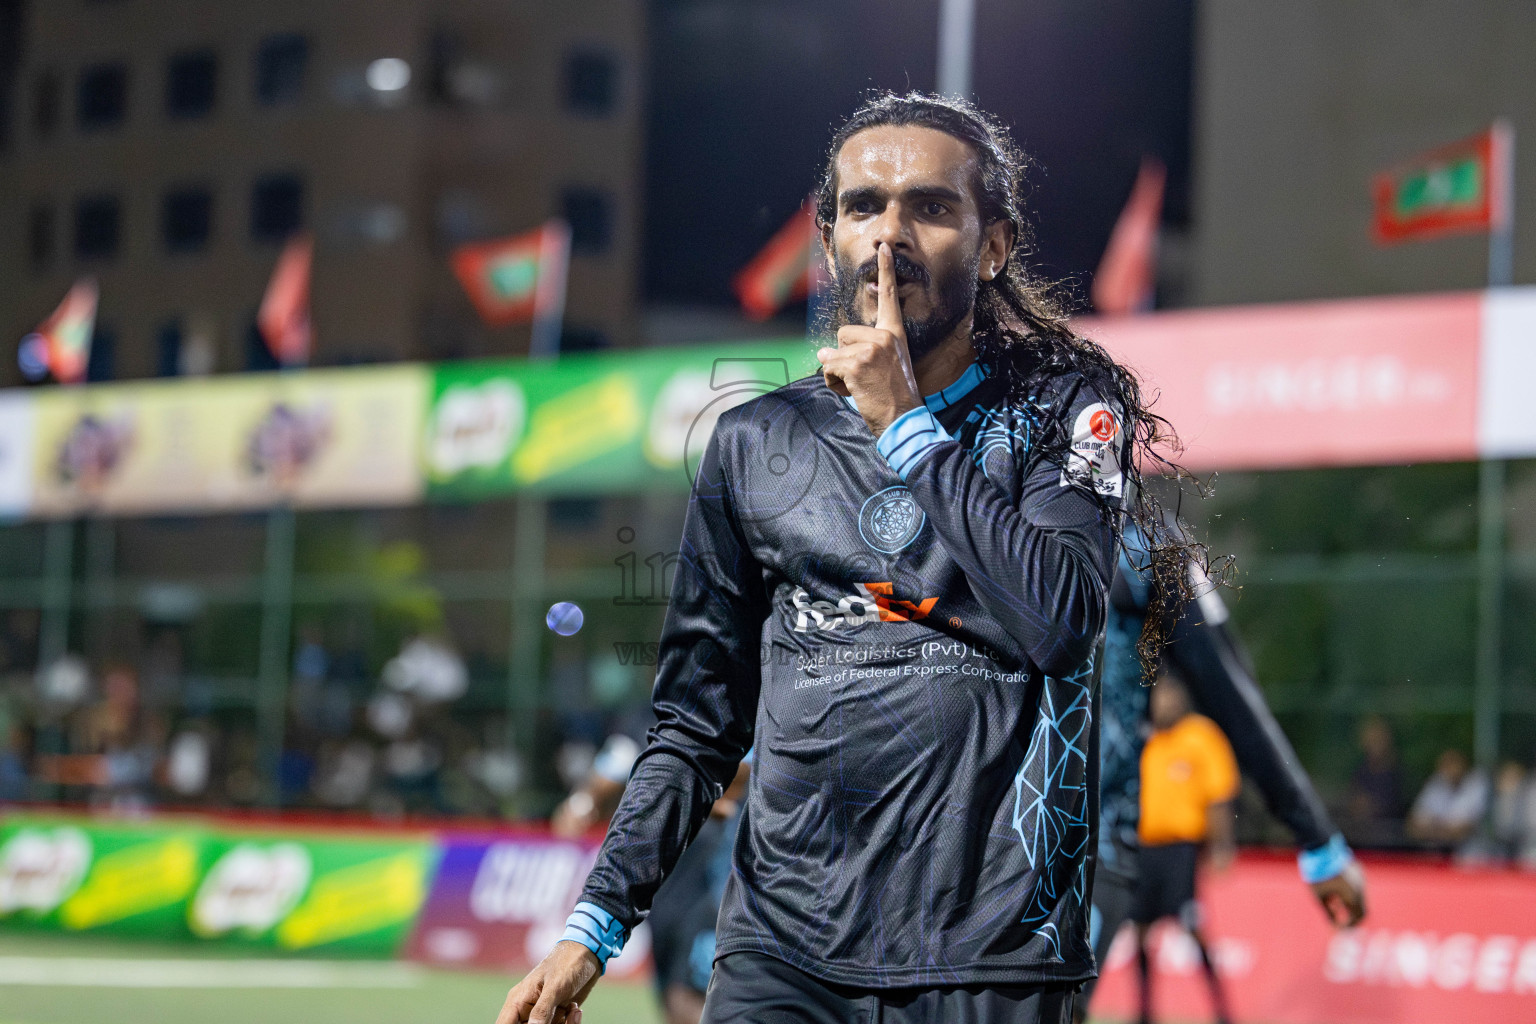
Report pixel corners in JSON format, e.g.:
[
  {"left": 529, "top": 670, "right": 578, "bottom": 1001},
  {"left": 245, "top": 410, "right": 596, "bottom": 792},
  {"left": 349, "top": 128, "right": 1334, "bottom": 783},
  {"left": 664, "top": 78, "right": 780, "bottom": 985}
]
[
  {"left": 1088, "top": 854, "right": 1536, "bottom": 1024},
  {"left": 1081, "top": 292, "right": 1485, "bottom": 471}
]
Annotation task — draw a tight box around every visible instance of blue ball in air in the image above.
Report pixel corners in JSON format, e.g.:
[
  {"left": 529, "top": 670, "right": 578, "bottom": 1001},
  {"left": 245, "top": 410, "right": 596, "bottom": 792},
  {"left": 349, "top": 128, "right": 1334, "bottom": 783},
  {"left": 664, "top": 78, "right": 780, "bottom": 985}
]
[{"left": 546, "top": 601, "right": 584, "bottom": 636}]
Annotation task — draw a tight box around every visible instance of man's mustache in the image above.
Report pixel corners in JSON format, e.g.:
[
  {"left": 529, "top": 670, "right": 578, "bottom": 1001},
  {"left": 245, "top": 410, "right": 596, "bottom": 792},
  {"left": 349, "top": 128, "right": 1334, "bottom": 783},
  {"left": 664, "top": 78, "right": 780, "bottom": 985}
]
[{"left": 849, "top": 251, "right": 931, "bottom": 288}]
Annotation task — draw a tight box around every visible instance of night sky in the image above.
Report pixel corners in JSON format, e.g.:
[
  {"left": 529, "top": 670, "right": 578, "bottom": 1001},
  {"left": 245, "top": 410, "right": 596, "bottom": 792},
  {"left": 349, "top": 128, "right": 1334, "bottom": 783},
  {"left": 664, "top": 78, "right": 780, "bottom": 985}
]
[{"left": 643, "top": 0, "right": 1193, "bottom": 311}]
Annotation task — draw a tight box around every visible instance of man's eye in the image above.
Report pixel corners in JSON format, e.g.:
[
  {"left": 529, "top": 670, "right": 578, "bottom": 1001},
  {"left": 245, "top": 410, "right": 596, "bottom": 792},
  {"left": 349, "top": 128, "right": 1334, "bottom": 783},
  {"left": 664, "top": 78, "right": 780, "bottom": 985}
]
[
  {"left": 850, "top": 201, "right": 875, "bottom": 214},
  {"left": 924, "top": 202, "right": 949, "bottom": 216}
]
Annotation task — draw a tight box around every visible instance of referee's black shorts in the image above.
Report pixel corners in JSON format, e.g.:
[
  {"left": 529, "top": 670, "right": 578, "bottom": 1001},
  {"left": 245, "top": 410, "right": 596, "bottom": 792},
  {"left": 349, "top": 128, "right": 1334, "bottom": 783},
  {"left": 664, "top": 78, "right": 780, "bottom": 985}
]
[
  {"left": 700, "top": 950, "right": 1076, "bottom": 1024},
  {"left": 1129, "top": 841, "right": 1200, "bottom": 927}
]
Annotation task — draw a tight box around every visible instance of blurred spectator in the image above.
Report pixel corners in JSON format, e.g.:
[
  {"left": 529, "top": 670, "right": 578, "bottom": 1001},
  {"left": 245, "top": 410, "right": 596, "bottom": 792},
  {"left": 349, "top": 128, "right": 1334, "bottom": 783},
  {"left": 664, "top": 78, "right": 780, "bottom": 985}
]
[
  {"left": 1490, "top": 761, "right": 1536, "bottom": 865},
  {"left": 1345, "top": 715, "right": 1406, "bottom": 846},
  {"left": 1407, "top": 749, "right": 1489, "bottom": 849},
  {"left": 164, "top": 719, "right": 214, "bottom": 801},
  {"left": 222, "top": 731, "right": 264, "bottom": 805},
  {"left": 312, "top": 737, "right": 376, "bottom": 808},
  {"left": 0, "top": 705, "right": 28, "bottom": 802}
]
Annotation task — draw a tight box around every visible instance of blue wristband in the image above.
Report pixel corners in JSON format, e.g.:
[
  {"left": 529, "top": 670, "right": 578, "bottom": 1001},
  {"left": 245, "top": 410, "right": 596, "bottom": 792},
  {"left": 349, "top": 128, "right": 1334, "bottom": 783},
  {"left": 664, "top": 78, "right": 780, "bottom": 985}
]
[
  {"left": 1298, "top": 833, "right": 1354, "bottom": 885},
  {"left": 560, "top": 901, "right": 627, "bottom": 973}
]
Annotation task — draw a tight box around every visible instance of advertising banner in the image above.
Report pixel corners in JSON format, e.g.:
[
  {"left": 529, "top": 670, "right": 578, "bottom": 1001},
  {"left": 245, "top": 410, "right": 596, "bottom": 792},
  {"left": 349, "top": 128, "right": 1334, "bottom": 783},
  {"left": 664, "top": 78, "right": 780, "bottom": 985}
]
[
  {"left": 190, "top": 828, "right": 438, "bottom": 955},
  {"left": 423, "top": 341, "right": 814, "bottom": 498},
  {"left": 0, "top": 815, "right": 207, "bottom": 937},
  {"left": 403, "top": 834, "right": 650, "bottom": 978},
  {"left": 28, "top": 365, "right": 426, "bottom": 517},
  {"left": 0, "top": 393, "right": 35, "bottom": 518},
  {"left": 1088, "top": 855, "right": 1536, "bottom": 1024},
  {"left": 1084, "top": 291, "right": 1487, "bottom": 472},
  {"left": 0, "top": 814, "right": 436, "bottom": 955}
]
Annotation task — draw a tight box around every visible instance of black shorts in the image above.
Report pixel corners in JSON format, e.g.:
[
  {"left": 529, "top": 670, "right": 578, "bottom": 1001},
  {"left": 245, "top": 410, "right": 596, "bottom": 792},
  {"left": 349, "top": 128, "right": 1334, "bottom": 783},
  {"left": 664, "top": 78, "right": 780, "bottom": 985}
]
[
  {"left": 701, "top": 951, "right": 1076, "bottom": 1024},
  {"left": 1129, "top": 841, "right": 1199, "bottom": 926}
]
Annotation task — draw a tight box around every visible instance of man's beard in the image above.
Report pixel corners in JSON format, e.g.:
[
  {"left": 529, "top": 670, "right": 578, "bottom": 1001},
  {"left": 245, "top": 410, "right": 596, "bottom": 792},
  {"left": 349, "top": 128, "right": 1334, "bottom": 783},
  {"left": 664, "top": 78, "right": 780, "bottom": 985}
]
[{"left": 829, "top": 247, "right": 979, "bottom": 361}]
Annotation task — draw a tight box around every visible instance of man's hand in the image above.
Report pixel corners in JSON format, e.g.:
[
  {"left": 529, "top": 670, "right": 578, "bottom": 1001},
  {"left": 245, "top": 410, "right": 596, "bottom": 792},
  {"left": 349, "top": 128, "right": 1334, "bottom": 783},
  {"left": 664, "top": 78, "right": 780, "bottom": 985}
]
[
  {"left": 495, "top": 941, "right": 601, "bottom": 1024},
  {"left": 1310, "top": 860, "right": 1367, "bottom": 928},
  {"left": 817, "top": 242, "right": 923, "bottom": 437}
]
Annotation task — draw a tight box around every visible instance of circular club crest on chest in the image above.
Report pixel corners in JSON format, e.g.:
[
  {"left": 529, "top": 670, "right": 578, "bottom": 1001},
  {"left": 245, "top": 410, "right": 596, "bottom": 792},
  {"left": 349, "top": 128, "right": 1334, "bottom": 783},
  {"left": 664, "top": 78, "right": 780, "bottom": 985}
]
[{"left": 858, "top": 485, "right": 926, "bottom": 554}]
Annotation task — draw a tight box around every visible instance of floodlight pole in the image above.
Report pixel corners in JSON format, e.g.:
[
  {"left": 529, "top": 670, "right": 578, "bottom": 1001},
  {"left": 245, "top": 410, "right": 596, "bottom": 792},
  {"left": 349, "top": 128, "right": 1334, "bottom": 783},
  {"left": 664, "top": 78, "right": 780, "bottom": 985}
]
[
  {"left": 1473, "top": 119, "right": 1515, "bottom": 772},
  {"left": 937, "top": 0, "right": 975, "bottom": 99}
]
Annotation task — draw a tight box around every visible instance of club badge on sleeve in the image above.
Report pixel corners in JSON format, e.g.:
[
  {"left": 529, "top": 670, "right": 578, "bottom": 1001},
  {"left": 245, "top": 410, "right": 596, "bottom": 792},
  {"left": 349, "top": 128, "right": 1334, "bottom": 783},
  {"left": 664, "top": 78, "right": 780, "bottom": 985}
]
[{"left": 1060, "top": 402, "right": 1125, "bottom": 499}]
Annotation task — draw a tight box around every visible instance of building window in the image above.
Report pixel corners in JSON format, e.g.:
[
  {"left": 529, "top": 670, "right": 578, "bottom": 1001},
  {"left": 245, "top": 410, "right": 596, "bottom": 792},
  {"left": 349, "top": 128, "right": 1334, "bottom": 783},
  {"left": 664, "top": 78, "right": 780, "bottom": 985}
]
[
  {"left": 74, "top": 195, "right": 121, "bottom": 259},
  {"left": 162, "top": 186, "right": 213, "bottom": 253},
  {"left": 29, "top": 203, "right": 55, "bottom": 269},
  {"left": 33, "top": 70, "right": 60, "bottom": 138},
  {"left": 245, "top": 316, "right": 279, "bottom": 372},
  {"left": 559, "top": 326, "right": 610, "bottom": 353},
  {"left": 166, "top": 50, "right": 218, "bottom": 119},
  {"left": 77, "top": 62, "right": 128, "bottom": 130},
  {"left": 256, "top": 33, "right": 308, "bottom": 107},
  {"left": 156, "top": 320, "right": 182, "bottom": 377},
  {"left": 250, "top": 174, "right": 303, "bottom": 241},
  {"left": 86, "top": 323, "right": 116, "bottom": 383},
  {"left": 561, "top": 188, "right": 613, "bottom": 256},
  {"left": 564, "top": 51, "right": 616, "bottom": 116}
]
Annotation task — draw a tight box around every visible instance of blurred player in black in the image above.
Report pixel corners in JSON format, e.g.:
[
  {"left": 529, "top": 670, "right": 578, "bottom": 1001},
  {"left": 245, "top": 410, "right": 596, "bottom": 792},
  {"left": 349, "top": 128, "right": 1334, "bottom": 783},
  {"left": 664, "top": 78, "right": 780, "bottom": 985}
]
[
  {"left": 497, "top": 92, "right": 1196, "bottom": 1024},
  {"left": 1072, "top": 527, "right": 1368, "bottom": 1023},
  {"left": 551, "top": 734, "right": 748, "bottom": 1024}
]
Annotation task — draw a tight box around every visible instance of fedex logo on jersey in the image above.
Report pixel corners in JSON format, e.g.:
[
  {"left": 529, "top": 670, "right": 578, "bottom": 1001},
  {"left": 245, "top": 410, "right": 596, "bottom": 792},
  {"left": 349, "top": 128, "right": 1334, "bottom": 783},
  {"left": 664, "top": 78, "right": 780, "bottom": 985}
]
[
  {"left": 1061, "top": 402, "right": 1125, "bottom": 499},
  {"left": 790, "top": 582, "right": 939, "bottom": 632}
]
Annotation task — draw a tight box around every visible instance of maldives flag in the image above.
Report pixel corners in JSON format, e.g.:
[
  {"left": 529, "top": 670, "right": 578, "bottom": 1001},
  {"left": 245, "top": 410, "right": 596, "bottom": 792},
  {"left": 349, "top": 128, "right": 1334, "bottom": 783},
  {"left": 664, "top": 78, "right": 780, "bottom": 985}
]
[
  {"left": 1093, "top": 157, "right": 1165, "bottom": 316},
  {"left": 734, "top": 199, "right": 820, "bottom": 321},
  {"left": 1373, "top": 123, "right": 1512, "bottom": 244},
  {"left": 28, "top": 278, "right": 99, "bottom": 384},
  {"left": 258, "top": 233, "right": 314, "bottom": 365},
  {"left": 452, "top": 220, "right": 572, "bottom": 330}
]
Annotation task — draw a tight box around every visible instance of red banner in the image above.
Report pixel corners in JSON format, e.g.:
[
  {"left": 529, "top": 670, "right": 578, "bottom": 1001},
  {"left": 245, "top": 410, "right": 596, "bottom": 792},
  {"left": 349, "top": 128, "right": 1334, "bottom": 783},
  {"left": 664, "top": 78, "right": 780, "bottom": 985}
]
[
  {"left": 1088, "top": 854, "right": 1536, "bottom": 1024},
  {"left": 1081, "top": 291, "right": 1484, "bottom": 472}
]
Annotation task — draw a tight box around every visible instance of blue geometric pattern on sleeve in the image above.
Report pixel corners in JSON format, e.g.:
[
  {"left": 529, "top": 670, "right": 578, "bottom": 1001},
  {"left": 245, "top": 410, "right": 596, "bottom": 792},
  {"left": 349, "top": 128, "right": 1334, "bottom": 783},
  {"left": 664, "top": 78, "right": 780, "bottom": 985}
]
[
  {"left": 1011, "top": 657, "right": 1095, "bottom": 958},
  {"left": 963, "top": 403, "right": 1034, "bottom": 486}
]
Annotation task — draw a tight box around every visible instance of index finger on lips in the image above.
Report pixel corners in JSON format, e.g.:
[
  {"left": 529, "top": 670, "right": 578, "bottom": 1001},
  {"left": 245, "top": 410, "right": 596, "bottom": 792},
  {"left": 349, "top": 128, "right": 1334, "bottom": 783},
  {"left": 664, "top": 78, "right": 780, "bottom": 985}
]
[{"left": 875, "top": 242, "right": 903, "bottom": 337}]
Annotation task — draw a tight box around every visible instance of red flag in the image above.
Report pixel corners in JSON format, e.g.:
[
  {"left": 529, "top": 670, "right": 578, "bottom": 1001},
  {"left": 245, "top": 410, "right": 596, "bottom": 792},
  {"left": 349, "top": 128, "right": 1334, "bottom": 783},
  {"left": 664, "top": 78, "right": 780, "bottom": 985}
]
[
  {"left": 733, "top": 199, "right": 820, "bottom": 321},
  {"left": 1372, "top": 125, "right": 1511, "bottom": 244},
  {"left": 23, "top": 277, "right": 99, "bottom": 384},
  {"left": 258, "top": 233, "right": 313, "bottom": 365},
  {"left": 1093, "top": 158, "right": 1165, "bottom": 316},
  {"left": 452, "top": 221, "right": 572, "bottom": 335}
]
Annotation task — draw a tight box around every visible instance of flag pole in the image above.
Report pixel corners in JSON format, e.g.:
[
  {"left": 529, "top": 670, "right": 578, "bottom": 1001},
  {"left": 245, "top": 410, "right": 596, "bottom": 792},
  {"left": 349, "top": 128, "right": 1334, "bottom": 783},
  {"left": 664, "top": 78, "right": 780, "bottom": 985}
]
[
  {"left": 937, "top": 0, "right": 975, "bottom": 99},
  {"left": 530, "top": 219, "right": 571, "bottom": 361},
  {"left": 1474, "top": 119, "right": 1515, "bottom": 774}
]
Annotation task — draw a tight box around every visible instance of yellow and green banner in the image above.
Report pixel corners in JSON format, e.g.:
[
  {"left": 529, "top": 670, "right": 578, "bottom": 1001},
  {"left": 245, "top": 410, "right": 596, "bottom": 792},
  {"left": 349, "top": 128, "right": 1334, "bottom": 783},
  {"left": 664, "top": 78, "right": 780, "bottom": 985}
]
[
  {"left": 0, "top": 814, "right": 436, "bottom": 955},
  {"left": 423, "top": 340, "right": 814, "bottom": 498}
]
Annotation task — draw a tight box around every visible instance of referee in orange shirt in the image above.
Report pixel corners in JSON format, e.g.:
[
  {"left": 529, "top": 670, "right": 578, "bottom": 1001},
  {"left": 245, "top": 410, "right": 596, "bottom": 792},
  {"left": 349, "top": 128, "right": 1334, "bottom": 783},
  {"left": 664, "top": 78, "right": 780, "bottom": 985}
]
[{"left": 1133, "top": 674, "right": 1239, "bottom": 1024}]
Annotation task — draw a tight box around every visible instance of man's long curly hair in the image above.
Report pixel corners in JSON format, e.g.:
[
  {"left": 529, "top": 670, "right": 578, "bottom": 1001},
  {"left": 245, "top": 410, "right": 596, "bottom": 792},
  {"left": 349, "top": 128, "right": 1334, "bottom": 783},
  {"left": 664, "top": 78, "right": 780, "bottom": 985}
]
[{"left": 814, "top": 90, "right": 1215, "bottom": 672}]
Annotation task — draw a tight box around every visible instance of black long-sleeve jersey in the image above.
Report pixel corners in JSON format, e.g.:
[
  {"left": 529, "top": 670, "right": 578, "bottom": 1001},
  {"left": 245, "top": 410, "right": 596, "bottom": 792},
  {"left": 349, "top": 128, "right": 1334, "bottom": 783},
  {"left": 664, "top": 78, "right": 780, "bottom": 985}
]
[
  {"left": 1097, "top": 530, "right": 1338, "bottom": 879},
  {"left": 578, "top": 359, "right": 1127, "bottom": 988}
]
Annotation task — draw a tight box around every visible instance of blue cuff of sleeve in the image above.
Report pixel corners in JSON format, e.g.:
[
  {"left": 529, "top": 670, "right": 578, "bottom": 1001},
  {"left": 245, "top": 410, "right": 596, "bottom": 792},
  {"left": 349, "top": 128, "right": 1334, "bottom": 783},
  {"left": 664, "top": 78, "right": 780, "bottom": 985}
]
[
  {"left": 1298, "top": 833, "right": 1354, "bottom": 885},
  {"left": 875, "top": 406, "right": 953, "bottom": 482},
  {"left": 561, "top": 901, "right": 627, "bottom": 973}
]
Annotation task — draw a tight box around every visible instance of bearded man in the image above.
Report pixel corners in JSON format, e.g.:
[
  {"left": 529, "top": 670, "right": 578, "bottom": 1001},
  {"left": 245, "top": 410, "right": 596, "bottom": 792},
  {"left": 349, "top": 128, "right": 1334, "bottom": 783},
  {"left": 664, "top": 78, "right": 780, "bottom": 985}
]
[{"left": 497, "top": 91, "right": 1180, "bottom": 1024}]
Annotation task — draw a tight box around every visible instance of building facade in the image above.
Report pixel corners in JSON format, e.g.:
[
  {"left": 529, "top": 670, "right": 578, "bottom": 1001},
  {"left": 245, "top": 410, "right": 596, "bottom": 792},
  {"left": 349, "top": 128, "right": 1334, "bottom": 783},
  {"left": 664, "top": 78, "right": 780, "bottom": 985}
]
[
  {"left": 0, "top": 0, "right": 645, "bottom": 383},
  {"left": 1190, "top": 0, "right": 1536, "bottom": 305}
]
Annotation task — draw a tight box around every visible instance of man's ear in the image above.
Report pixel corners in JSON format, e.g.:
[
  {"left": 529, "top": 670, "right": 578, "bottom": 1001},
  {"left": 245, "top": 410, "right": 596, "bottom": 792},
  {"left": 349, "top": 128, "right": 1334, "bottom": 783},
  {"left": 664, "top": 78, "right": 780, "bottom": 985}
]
[
  {"left": 820, "top": 220, "right": 838, "bottom": 278},
  {"left": 978, "top": 219, "right": 1014, "bottom": 282}
]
